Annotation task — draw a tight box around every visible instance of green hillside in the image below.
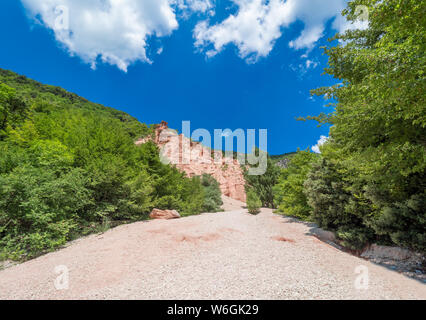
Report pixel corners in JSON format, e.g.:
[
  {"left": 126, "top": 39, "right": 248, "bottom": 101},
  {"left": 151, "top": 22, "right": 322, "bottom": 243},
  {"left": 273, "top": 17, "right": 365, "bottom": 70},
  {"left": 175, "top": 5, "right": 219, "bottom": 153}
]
[
  {"left": 0, "top": 69, "right": 216, "bottom": 260},
  {"left": 270, "top": 152, "right": 296, "bottom": 163}
]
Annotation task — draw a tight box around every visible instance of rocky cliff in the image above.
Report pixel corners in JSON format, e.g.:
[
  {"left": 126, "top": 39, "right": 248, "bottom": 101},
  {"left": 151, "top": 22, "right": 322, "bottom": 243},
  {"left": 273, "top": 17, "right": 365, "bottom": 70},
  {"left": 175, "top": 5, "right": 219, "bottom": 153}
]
[{"left": 136, "top": 121, "right": 246, "bottom": 202}]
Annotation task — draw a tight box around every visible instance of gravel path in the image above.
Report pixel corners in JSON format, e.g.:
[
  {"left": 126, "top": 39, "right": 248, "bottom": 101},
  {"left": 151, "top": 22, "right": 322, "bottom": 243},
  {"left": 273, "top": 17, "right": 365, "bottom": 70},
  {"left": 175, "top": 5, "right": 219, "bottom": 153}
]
[{"left": 0, "top": 199, "right": 425, "bottom": 300}]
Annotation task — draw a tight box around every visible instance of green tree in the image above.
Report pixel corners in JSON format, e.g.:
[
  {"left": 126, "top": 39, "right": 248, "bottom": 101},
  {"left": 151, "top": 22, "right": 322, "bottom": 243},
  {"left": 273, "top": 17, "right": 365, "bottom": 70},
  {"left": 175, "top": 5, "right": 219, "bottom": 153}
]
[
  {"left": 0, "top": 83, "right": 28, "bottom": 139},
  {"left": 244, "top": 156, "right": 281, "bottom": 208},
  {"left": 305, "top": 0, "right": 426, "bottom": 251},
  {"left": 273, "top": 150, "right": 318, "bottom": 220}
]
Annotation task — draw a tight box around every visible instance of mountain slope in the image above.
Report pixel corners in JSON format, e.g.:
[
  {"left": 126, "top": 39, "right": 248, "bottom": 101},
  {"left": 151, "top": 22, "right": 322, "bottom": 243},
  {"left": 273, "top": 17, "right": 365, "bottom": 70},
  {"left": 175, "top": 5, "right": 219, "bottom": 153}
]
[
  {"left": 0, "top": 68, "right": 149, "bottom": 139},
  {"left": 0, "top": 69, "right": 208, "bottom": 261},
  {"left": 270, "top": 152, "right": 296, "bottom": 169}
]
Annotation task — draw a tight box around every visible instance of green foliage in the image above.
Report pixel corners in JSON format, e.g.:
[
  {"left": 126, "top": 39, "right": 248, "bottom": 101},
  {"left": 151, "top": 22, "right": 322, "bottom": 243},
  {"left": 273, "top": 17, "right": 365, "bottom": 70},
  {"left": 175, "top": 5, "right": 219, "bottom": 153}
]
[
  {"left": 304, "top": 156, "right": 375, "bottom": 250},
  {"left": 302, "top": 0, "right": 426, "bottom": 251},
  {"left": 273, "top": 150, "right": 319, "bottom": 220},
  {"left": 0, "top": 83, "right": 28, "bottom": 139},
  {"left": 0, "top": 69, "right": 207, "bottom": 260},
  {"left": 200, "top": 174, "right": 223, "bottom": 213},
  {"left": 269, "top": 152, "right": 296, "bottom": 161},
  {"left": 244, "top": 156, "right": 281, "bottom": 208},
  {"left": 175, "top": 176, "right": 205, "bottom": 217},
  {"left": 0, "top": 166, "right": 92, "bottom": 259},
  {"left": 246, "top": 189, "right": 262, "bottom": 215}
]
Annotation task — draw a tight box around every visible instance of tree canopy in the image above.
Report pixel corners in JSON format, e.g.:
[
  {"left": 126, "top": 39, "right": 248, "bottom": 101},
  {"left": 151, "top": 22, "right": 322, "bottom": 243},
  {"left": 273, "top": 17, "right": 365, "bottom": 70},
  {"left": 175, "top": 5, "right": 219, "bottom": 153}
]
[
  {"left": 275, "top": 0, "right": 425, "bottom": 252},
  {"left": 0, "top": 69, "right": 212, "bottom": 260}
]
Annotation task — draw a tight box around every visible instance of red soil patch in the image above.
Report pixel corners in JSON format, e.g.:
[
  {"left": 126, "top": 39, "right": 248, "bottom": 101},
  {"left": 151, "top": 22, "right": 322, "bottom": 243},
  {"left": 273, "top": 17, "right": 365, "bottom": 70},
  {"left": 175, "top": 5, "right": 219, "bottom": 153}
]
[
  {"left": 174, "top": 233, "right": 222, "bottom": 243},
  {"left": 272, "top": 236, "right": 295, "bottom": 243}
]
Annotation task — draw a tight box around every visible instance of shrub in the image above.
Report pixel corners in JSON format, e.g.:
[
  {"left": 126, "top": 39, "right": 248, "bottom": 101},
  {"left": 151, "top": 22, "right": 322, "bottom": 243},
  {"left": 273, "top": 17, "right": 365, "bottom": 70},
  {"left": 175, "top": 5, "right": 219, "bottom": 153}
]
[
  {"left": 200, "top": 174, "right": 223, "bottom": 213},
  {"left": 0, "top": 166, "right": 92, "bottom": 259},
  {"left": 304, "top": 158, "right": 375, "bottom": 250},
  {"left": 247, "top": 189, "right": 262, "bottom": 215}
]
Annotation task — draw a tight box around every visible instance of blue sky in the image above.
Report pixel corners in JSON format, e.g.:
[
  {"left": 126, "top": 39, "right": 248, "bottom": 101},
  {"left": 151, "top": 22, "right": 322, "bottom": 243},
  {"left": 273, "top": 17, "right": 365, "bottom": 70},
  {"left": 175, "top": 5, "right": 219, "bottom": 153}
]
[{"left": 0, "top": 0, "right": 360, "bottom": 155}]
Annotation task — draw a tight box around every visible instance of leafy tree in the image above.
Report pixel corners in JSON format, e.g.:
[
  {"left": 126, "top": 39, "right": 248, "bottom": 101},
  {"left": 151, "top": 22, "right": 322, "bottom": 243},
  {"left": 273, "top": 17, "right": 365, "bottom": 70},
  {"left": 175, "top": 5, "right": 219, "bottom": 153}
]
[
  {"left": 273, "top": 150, "right": 318, "bottom": 220},
  {"left": 304, "top": 0, "right": 425, "bottom": 251},
  {"left": 244, "top": 156, "right": 281, "bottom": 208},
  {"left": 0, "top": 83, "right": 28, "bottom": 139},
  {"left": 177, "top": 176, "right": 205, "bottom": 216}
]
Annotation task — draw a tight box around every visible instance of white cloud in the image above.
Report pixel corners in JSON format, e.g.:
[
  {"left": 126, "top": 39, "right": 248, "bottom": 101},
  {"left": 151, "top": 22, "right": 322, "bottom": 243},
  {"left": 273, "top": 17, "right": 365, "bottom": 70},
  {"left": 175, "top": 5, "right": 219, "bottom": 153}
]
[
  {"left": 21, "top": 0, "right": 212, "bottom": 71},
  {"left": 174, "top": 0, "right": 214, "bottom": 16},
  {"left": 21, "top": 0, "right": 369, "bottom": 70},
  {"left": 312, "top": 135, "right": 328, "bottom": 154},
  {"left": 289, "top": 57, "right": 319, "bottom": 79},
  {"left": 194, "top": 0, "right": 297, "bottom": 62},
  {"left": 305, "top": 59, "right": 318, "bottom": 69},
  {"left": 194, "top": 0, "right": 366, "bottom": 62},
  {"left": 289, "top": 24, "right": 324, "bottom": 50}
]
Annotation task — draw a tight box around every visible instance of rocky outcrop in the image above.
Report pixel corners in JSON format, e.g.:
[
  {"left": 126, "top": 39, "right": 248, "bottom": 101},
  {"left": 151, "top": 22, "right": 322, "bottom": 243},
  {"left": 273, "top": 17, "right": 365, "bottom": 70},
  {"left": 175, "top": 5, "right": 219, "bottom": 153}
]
[
  {"left": 310, "top": 227, "right": 336, "bottom": 243},
  {"left": 308, "top": 224, "right": 425, "bottom": 280},
  {"left": 276, "top": 158, "right": 291, "bottom": 169},
  {"left": 360, "top": 244, "right": 425, "bottom": 280},
  {"left": 136, "top": 121, "right": 246, "bottom": 202},
  {"left": 361, "top": 244, "right": 415, "bottom": 261},
  {"left": 150, "top": 209, "right": 181, "bottom": 220}
]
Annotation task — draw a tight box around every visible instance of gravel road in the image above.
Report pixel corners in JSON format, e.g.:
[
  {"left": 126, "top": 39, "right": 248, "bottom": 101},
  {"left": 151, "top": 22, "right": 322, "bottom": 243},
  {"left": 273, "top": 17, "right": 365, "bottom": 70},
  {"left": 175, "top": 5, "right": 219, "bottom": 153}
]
[{"left": 0, "top": 198, "right": 425, "bottom": 300}]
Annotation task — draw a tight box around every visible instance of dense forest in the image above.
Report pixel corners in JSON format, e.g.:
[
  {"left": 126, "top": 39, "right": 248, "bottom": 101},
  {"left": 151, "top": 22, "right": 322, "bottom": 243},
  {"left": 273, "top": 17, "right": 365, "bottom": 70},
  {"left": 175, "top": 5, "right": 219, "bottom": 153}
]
[
  {"left": 0, "top": 69, "right": 222, "bottom": 260},
  {"left": 272, "top": 0, "right": 425, "bottom": 252}
]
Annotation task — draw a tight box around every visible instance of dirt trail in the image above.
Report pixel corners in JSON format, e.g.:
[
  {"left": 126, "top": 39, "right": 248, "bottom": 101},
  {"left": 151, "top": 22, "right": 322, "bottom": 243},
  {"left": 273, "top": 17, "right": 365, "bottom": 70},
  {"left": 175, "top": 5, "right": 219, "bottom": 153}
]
[{"left": 0, "top": 197, "right": 424, "bottom": 300}]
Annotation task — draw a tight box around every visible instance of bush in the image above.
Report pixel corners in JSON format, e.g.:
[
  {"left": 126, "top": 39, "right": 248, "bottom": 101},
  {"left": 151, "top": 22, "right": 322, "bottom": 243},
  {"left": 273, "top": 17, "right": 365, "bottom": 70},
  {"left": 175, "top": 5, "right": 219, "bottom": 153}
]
[
  {"left": 367, "top": 192, "right": 426, "bottom": 252},
  {"left": 247, "top": 189, "right": 262, "bottom": 215},
  {"left": 0, "top": 166, "right": 92, "bottom": 259},
  {"left": 200, "top": 174, "right": 223, "bottom": 213},
  {"left": 304, "top": 158, "right": 375, "bottom": 250},
  {"left": 176, "top": 176, "right": 205, "bottom": 216}
]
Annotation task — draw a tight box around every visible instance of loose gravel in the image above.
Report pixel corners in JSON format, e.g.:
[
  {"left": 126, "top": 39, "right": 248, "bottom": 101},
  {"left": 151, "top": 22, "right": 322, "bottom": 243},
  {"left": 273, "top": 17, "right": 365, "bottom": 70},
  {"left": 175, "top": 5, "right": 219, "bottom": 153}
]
[{"left": 0, "top": 199, "right": 424, "bottom": 300}]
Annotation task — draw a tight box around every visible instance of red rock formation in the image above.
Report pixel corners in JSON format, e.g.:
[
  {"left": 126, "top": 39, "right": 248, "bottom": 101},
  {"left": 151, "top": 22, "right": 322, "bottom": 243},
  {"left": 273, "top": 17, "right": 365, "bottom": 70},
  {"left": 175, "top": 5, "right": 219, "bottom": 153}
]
[
  {"left": 136, "top": 121, "right": 247, "bottom": 202},
  {"left": 149, "top": 208, "right": 181, "bottom": 220}
]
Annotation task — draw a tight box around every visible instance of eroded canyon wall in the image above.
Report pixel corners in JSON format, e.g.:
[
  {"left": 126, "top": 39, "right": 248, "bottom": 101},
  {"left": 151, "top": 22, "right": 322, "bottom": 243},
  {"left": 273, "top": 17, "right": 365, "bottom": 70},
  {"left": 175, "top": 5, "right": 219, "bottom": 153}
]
[{"left": 136, "top": 121, "right": 246, "bottom": 202}]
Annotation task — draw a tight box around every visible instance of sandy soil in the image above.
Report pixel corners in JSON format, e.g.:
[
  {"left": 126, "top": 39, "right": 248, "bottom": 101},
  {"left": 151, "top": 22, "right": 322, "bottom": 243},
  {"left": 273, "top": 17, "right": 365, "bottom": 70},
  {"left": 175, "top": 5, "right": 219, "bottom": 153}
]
[{"left": 0, "top": 197, "right": 424, "bottom": 300}]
